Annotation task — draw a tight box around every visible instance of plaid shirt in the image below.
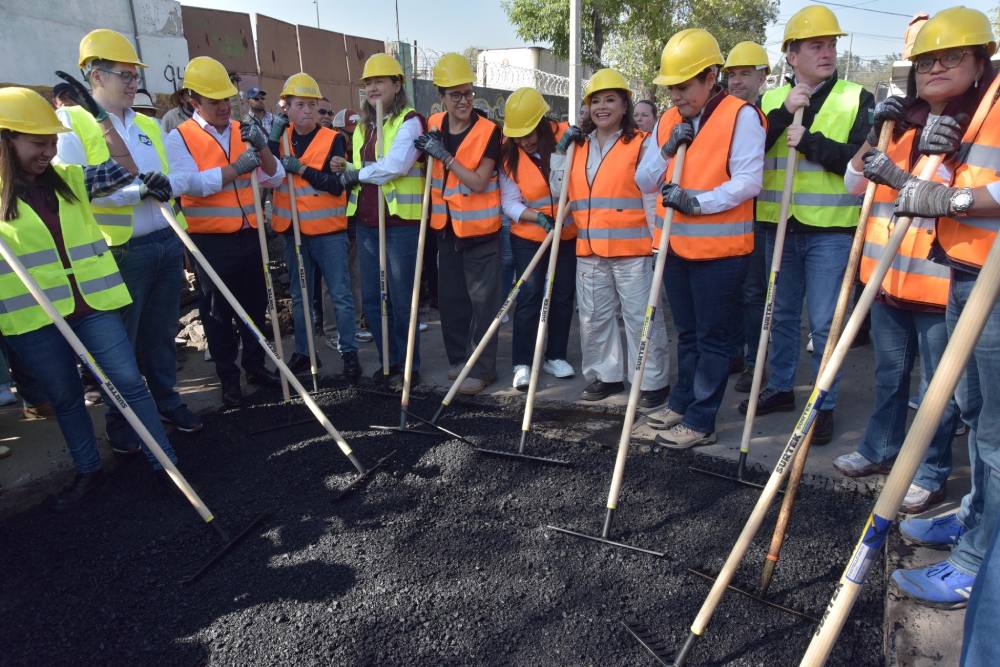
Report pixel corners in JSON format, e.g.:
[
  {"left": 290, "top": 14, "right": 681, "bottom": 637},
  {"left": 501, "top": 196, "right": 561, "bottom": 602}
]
[{"left": 83, "top": 159, "right": 134, "bottom": 201}]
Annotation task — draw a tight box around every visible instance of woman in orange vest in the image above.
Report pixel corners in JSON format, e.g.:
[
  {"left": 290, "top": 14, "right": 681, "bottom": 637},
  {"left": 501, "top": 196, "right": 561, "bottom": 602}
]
[
  {"left": 415, "top": 53, "right": 503, "bottom": 395},
  {"left": 635, "top": 30, "right": 764, "bottom": 449},
  {"left": 498, "top": 88, "right": 576, "bottom": 390},
  {"left": 270, "top": 72, "right": 361, "bottom": 381},
  {"left": 550, "top": 68, "right": 670, "bottom": 407}
]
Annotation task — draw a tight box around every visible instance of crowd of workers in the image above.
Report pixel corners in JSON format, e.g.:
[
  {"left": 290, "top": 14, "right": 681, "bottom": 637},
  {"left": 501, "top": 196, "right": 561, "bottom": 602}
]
[{"left": 0, "top": 4, "right": 998, "bottom": 662}]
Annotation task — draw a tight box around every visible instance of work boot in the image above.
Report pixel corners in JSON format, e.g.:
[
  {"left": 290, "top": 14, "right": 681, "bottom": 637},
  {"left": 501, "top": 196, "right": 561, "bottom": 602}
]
[
  {"left": 246, "top": 366, "right": 280, "bottom": 387},
  {"left": 341, "top": 351, "right": 362, "bottom": 381},
  {"left": 891, "top": 561, "right": 974, "bottom": 610},
  {"left": 373, "top": 365, "right": 402, "bottom": 384},
  {"left": 286, "top": 353, "right": 320, "bottom": 375},
  {"left": 159, "top": 405, "right": 203, "bottom": 434},
  {"left": 901, "top": 483, "right": 947, "bottom": 514},
  {"left": 51, "top": 470, "right": 106, "bottom": 512},
  {"left": 581, "top": 379, "right": 625, "bottom": 401},
  {"left": 221, "top": 379, "right": 243, "bottom": 408},
  {"left": 900, "top": 513, "right": 966, "bottom": 548},
  {"left": 734, "top": 365, "right": 762, "bottom": 394},
  {"left": 739, "top": 387, "right": 795, "bottom": 415},
  {"left": 639, "top": 385, "right": 670, "bottom": 409},
  {"left": 655, "top": 424, "right": 717, "bottom": 450},
  {"left": 832, "top": 451, "right": 891, "bottom": 478},
  {"left": 646, "top": 406, "right": 684, "bottom": 431},
  {"left": 812, "top": 410, "right": 834, "bottom": 445}
]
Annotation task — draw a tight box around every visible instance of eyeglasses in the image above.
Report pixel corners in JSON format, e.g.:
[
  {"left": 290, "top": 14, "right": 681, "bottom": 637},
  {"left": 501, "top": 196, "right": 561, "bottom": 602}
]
[
  {"left": 317, "top": 109, "right": 332, "bottom": 116},
  {"left": 446, "top": 90, "right": 475, "bottom": 102},
  {"left": 914, "top": 49, "right": 971, "bottom": 74},
  {"left": 97, "top": 68, "right": 140, "bottom": 85}
]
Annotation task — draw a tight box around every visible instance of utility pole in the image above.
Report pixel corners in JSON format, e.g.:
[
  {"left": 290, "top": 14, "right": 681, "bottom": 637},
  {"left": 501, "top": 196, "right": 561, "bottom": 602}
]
[
  {"left": 569, "top": 0, "right": 581, "bottom": 122},
  {"left": 395, "top": 0, "right": 402, "bottom": 44},
  {"left": 844, "top": 32, "right": 854, "bottom": 81},
  {"left": 314, "top": 0, "right": 320, "bottom": 28}
]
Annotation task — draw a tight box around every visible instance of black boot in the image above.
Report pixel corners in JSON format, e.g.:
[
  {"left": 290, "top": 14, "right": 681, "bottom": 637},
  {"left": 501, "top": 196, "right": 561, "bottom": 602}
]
[
  {"left": 341, "top": 351, "right": 362, "bottom": 381},
  {"left": 221, "top": 378, "right": 243, "bottom": 407},
  {"left": 52, "top": 470, "right": 106, "bottom": 512}
]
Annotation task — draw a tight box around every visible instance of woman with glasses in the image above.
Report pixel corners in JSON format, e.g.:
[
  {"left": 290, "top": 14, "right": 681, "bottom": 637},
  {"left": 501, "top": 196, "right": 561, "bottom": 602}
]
[{"left": 415, "top": 53, "right": 503, "bottom": 396}]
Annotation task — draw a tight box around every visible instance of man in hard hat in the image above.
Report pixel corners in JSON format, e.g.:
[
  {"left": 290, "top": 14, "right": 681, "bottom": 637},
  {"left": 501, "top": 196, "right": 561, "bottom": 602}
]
[
  {"left": 165, "top": 56, "right": 286, "bottom": 407},
  {"left": 738, "top": 5, "right": 874, "bottom": 446},
  {"left": 722, "top": 41, "right": 771, "bottom": 394},
  {"left": 269, "top": 72, "right": 362, "bottom": 381},
  {"left": 161, "top": 88, "right": 193, "bottom": 135},
  {"left": 56, "top": 28, "right": 204, "bottom": 451},
  {"left": 244, "top": 87, "right": 273, "bottom": 135}
]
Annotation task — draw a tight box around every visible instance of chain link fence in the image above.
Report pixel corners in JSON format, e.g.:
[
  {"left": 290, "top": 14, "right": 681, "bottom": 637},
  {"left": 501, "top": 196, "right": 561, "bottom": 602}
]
[{"left": 414, "top": 46, "right": 571, "bottom": 97}]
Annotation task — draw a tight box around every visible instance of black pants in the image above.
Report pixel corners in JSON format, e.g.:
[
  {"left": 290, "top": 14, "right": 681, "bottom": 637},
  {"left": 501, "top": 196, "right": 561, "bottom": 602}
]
[
  {"left": 510, "top": 235, "right": 576, "bottom": 367},
  {"left": 437, "top": 231, "right": 502, "bottom": 380},
  {"left": 191, "top": 229, "right": 268, "bottom": 384}
]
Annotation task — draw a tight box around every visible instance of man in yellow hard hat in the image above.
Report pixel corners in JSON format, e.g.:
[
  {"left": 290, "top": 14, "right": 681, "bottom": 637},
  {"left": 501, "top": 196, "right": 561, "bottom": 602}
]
[
  {"left": 165, "top": 55, "right": 285, "bottom": 406},
  {"left": 56, "top": 28, "right": 204, "bottom": 451},
  {"left": 724, "top": 41, "right": 770, "bottom": 105},
  {"left": 739, "top": 5, "right": 874, "bottom": 447}
]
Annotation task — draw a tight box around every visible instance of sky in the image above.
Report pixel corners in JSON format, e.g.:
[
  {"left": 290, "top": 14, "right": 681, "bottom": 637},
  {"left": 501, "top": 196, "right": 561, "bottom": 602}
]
[{"left": 180, "top": 0, "right": 996, "bottom": 67}]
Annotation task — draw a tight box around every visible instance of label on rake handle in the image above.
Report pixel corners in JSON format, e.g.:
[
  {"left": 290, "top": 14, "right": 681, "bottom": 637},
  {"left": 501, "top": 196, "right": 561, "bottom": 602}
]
[{"left": 845, "top": 513, "right": 892, "bottom": 584}]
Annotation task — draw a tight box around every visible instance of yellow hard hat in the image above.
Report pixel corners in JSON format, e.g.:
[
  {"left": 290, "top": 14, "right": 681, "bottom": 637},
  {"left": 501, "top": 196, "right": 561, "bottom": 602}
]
[
  {"left": 281, "top": 72, "right": 322, "bottom": 99},
  {"left": 433, "top": 53, "right": 475, "bottom": 88},
  {"left": 0, "top": 87, "right": 70, "bottom": 135},
  {"left": 724, "top": 41, "right": 770, "bottom": 73},
  {"left": 653, "top": 29, "right": 725, "bottom": 86},
  {"left": 910, "top": 6, "right": 997, "bottom": 59},
  {"left": 181, "top": 56, "right": 238, "bottom": 100},
  {"left": 584, "top": 68, "right": 632, "bottom": 101},
  {"left": 78, "top": 28, "right": 146, "bottom": 68},
  {"left": 503, "top": 88, "right": 550, "bottom": 138},
  {"left": 782, "top": 5, "right": 847, "bottom": 52},
  {"left": 361, "top": 53, "right": 403, "bottom": 80}
]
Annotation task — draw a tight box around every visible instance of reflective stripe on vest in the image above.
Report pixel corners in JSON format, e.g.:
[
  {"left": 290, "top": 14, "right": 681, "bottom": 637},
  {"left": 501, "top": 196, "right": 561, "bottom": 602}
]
[
  {"left": 177, "top": 119, "right": 257, "bottom": 233},
  {"left": 272, "top": 126, "right": 348, "bottom": 235},
  {"left": 428, "top": 111, "right": 502, "bottom": 238},
  {"left": 503, "top": 120, "right": 575, "bottom": 243},
  {"left": 568, "top": 132, "right": 651, "bottom": 258},
  {"left": 345, "top": 107, "right": 425, "bottom": 220},
  {"left": 758, "top": 80, "right": 863, "bottom": 228},
  {"left": 0, "top": 163, "right": 131, "bottom": 336},
  {"left": 655, "top": 95, "right": 762, "bottom": 259}
]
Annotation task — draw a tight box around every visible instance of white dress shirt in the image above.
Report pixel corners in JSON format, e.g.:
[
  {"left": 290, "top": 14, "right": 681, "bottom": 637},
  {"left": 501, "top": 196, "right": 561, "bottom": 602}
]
[
  {"left": 549, "top": 128, "right": 647, "bottom": 195},
  {"left": 358, "top": 116, "right": 423, "bottom": 185},
  {"left": 635, "top": 104, "right": 764, "bottom": 215}
]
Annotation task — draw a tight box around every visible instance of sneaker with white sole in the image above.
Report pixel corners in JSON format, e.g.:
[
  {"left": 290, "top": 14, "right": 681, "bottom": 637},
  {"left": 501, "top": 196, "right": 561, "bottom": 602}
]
[
  {"left": 542, "top": 359, "right": 575, "bottom": 378},
  {"left": 899, "top": 513, "right": 966, "bottom": 548},
  {"left": 832, "top": 451, "right": 892, "bottom": 478},
  {"left": 355, "top": 330, "right": 373, "bottom": 343},
  {"left": 646, "top": 406, "right": 684, "bottom": 431},
  {"left": 512, "top": 365, "right": 530, "bottom": 390},
  {"left": 901, "top": 483, "right": 946, "bottom": 514},
  {"left": 891, "top": 561, "right": 975, "bottom": 609},
  {"left": 324, "top": 336, "right": 339, "bottom": 352},
  {"left": 655, "top": 424, "right": 717, "bottom": 450}
]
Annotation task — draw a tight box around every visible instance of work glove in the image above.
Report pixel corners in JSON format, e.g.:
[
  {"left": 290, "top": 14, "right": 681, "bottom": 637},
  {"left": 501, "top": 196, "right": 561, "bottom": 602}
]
[
  {"left": 661, "top": 183, "right": 700, "bottom": 215},
  {"left": 281, "top": 155, "right": 305, "bottom": 175},
  {"left": 339, "top": 167, "right": 361, "bottom": 190},
  {"left": 555, "top": 125, "right": 585, "bottom": 154},
  {"left": 269, "top": 113, "right": 290, "bottom": 144},
  {"left": 535, "top": 211, "right": 554, "bottom": 232},
  {"left": 414, "top": 131, "right": 452, "bottom": 163},
  {"left": 918, "top": 114, "right": 965, "bottom": 156},
  {"left": 660, "top": 121, "right": 694, "bottom": 159},
  {"left": 240, "top": 119, "right": 268, "bottom": 151},
  {"left": 55, "top": 70, "right": 108, "bottom": 122},
  {"left": 137, "top": 172, "right": 173, "bottom": 202},
  {"left": 894, "top": 180, "right": 958, "bottom": 219},
  {"left": 861, "top": 149, "right": 911, "bottom": 191},
  {"left": 232, "top": 149, "right": 261, "bottom": 175},
  {"left": 866, "top": 96, "right": 906, "bottom": 146}
]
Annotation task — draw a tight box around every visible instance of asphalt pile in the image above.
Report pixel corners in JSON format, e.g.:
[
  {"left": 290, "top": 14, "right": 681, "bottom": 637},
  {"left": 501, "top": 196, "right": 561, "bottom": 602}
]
[{"left": 0, "top": 383, "right": 883, "bottom": 665}]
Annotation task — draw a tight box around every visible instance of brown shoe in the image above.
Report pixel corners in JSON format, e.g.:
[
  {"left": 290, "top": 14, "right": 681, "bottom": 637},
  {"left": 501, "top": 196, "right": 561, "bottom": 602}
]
[
  {"left": 458, "top": 377, "right": 489, "bottom": 395},
  {"left": 22, "top": 403, "right": 54, "bottom": 420},
  {"left": 447, "top": 364, "right": 463, "bottom": 381}
]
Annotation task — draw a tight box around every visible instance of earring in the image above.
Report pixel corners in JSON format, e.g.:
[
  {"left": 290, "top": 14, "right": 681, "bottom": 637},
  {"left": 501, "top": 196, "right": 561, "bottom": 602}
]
[{"left": 975, "top": 78, "right": 980, "bottom": 89}]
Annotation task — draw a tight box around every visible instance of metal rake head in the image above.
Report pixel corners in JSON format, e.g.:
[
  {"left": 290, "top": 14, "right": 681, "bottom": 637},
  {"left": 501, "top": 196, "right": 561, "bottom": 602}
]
[{"left": 621, "top": 618, "right": 673, "bottom": 666}]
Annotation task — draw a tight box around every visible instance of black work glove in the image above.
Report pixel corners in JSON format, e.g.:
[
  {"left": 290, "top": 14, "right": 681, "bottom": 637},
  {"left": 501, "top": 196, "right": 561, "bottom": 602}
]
[
  {"left": 660, "top": 121, "right": 693, "bottom": 159},
  {"left": 866, "top": 96, "right": 906, "bottom": 146},
  {"left": 240, "top": 119, "right": 268, "bottom": 151},
  {"left": 861, "top": 149, "right": 911, "bottom": 191},
  {"left": 555, "top": 125, "right": 586, "bottom": 154},
  {"left": 661, "top": 183, "right": 700, "bottom": 215},
  {"left": 55, "top": 70, "right": 108, "bottom": 122},
  {"left": 894, "top": 180, "right": 957, "bottom": 218},
  {"left": 414, "top": 131, "right": 452, "bottom": 163},
  {"left": 535, "top": 212, "right": 554, "bottom": 232},
  {"left": 918, "top": 114, "right": 965, "bottom": 156},
  {"left": 281, "top": 155, "right": 305, "bottom": 175},
  {"left": 339, "top": 168, "right": 361, "bottom": 190},
  {"left": 232, "top": 149, "right": 261, "bottom": 175},
  {"left": 269, "top": 113, "right": 290, "bottom": 144},
  {"left": 138, "top": 172, "right": 173, "bottom": 202}
]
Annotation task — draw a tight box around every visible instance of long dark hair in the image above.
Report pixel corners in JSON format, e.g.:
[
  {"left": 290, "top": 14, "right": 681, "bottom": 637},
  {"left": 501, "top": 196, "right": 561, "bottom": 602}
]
[
  {"left": 0, "top": 130, "right": 76, "bottom": 222},
  {"left": 580, "top": 89, "right": 639, "bottom": 143},
  {"left": 501, "top": 118, "right": 557, "bottom": 180},
  {"left": 903, "top": 46, "right": 997, "bottom": 130}
]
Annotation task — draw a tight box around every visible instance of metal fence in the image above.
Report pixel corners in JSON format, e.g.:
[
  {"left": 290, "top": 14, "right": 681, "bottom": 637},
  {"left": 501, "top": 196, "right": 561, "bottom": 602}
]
[{"left": 413, "top": 46, "right": 571, "bottom": 97}]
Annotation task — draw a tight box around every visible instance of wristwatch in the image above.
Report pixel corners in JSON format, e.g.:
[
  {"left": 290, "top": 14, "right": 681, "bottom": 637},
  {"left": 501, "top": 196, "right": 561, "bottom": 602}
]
[{"left": 950, "top": 187, "right": 974, "bottom": 216}]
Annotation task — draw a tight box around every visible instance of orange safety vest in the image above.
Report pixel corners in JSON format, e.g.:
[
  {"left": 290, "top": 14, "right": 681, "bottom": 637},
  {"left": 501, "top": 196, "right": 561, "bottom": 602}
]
[
  {"left": 503, "top": 120, "right": 576, "bottom": 243},
  {"left": 937, "top": 94, "right": 1000, "bottom": 271},
  {"left": 272, "top": 126, "right": 348, "bottom": 235},
  {"left": 655, "top": 95, "right": 762, "bottom": 260},
  {"left": 176, "top": 119, "right": 257, "bottom": 233},
  {"left": 428, "top": 111, "right": 502, "bottom": 238},
  {"left": 568, "top": 131, "right": 651, "bottom": 258},
  {"left": 859, "top": 128, "right": 950, "bottom": 307}
]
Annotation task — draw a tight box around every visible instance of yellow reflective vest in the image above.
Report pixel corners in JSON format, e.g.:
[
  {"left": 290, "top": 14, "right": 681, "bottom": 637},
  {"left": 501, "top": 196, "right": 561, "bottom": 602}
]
[{"left": 345, "top": 107, "right": 424, "bottom": 220}]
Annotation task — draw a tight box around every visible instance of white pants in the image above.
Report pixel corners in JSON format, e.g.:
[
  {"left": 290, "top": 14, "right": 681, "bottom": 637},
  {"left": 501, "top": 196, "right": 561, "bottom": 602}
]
[{"left": 576, "top": 255, "right": 670, "bottom": 390}]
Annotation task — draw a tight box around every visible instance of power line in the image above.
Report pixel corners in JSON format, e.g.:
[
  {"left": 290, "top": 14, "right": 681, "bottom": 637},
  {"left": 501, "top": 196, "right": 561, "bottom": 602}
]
[{"left": 811, "top": 0, "right": 913, "bottom": 18}]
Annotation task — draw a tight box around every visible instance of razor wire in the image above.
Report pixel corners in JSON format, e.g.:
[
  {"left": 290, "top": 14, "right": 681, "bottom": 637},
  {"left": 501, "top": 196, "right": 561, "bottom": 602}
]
[{"left": 414, "top": 46, "right": 570, "bottom": 97}]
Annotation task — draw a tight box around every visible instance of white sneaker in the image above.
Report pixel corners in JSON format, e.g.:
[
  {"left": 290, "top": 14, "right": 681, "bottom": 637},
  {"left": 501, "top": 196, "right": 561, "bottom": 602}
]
[
  {"left": 418, "top": 321, "right": 429, "bottom": 332},
  {"left": 512, "top": 365, "right": 530, "bottom": 390},
  {"left": 542, "top": 358, "right": 575, "bottom": 378},
  {"left": 655, "top": 424, "right": 716, "bottom": 450},
  {"left": 324, "top": 336, "right": 339, "bottom": 352},
  {"left": 806, "top": 333, "right": 814, "bottom": 354},
  {"left": 0, "top": 384, "right": 16, "bottom": 407},
  {"left": 355, "top": 329, "right": 373, "bottom": 343}
]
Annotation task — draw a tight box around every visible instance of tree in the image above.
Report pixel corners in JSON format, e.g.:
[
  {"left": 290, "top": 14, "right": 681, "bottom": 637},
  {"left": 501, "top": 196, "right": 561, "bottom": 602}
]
[
  {"left": 501, "top": 0, "right": 620, "bottom": 69},
  {"left": 993, "top": 5, "right": 1000, "bottom": 37}
]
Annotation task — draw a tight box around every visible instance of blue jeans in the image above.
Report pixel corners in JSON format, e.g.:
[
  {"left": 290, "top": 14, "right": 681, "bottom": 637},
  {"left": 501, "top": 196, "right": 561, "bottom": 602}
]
[
  {"left": 106, "top": 229, "right": 186, "bottom": 433},
  {"left": 501, "top": 217, "right": 515, "bottom": 294},
  {"left": 962, "top": 512, "right": 1000, "bottom": 665},
  {"left": 284, "top": 231, "right": 357, "bottom": 356},
  {"left": 356, "top": 224, "right": 420, "bottom": 370},
  {"left": 740, "top": 224, "right": 768, "bottom": 365},
  {"left": 510, "top": 235, "right": 576, "bottom": 366},
  {"left": 5, "top": 312, "right": 176, "bottom": 473},
  {"left": 665, "top": 253, "right": 748, "bottom": 433},
  {"left": 858, "top": 301, "right": 956, "bottom": 490},
  {"left": 949, "top": 270, "right": 1000, "bottom": 576},
  {"left": 764, "top": 228, "right": 852, "bottom": 410}
]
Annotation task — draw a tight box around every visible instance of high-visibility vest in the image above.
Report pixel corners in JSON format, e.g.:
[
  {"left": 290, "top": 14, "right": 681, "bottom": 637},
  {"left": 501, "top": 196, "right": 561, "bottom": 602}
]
[
  {"left": 860, "top": 128, "right": 950, "bottom": 307},
  {"left": 758, "top": 80, "right": 864, "bottom": 228},
  {"left": 176, "top": 118, "right": 257, "bottom": 233},
  {"left": 59, "top": 105, "right": 186, "bottom": 245},
  {"left": 937, "top": 95, "right": 1000, "bottom": 271},
  {"left": 655, "top": 95, "right": 763, "bottom": 260},
  {"left": 0, "top": 163, "right": 131, "bottom": 336},
  {"left": 568, "top": 132, "right": 651, "bottom": 258},
  {"left": 345, "top": 107, "right": 424, "bottom": 220},
  {"left": 428, "top": 111, "right": 502, "bottom": 238},
  {"left": 272, "top": 126, "right": 347, "bottom": 235},
  {"left": 503, "top": 120, "right": 575, "bottom": 243}
]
